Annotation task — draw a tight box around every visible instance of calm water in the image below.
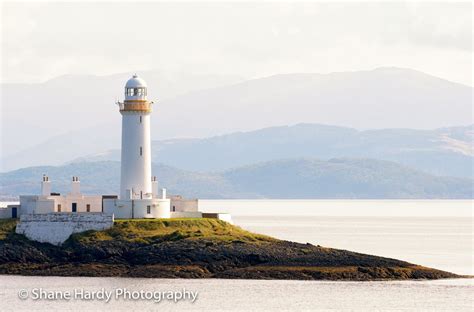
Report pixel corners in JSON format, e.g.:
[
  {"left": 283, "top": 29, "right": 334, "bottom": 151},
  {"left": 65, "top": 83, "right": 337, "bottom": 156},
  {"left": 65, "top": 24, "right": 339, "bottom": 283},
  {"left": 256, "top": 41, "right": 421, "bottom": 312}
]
[
  {"left": 0, "top": 276, "right": 472, "bottom": 311},
  {"left": 0, "top": 200, "right": 473, "bottom": 311},
  {"left": 234, "top": 216, "right": 473, "bottom": 275}
]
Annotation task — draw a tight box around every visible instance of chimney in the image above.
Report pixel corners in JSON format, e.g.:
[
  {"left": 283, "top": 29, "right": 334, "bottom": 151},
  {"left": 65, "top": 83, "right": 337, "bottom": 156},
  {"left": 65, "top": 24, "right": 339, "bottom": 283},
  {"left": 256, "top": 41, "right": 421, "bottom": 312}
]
[
  {"left": 161, "top": 188, "right": 167, "bottom": 200},
  {"left": 41, "top": 174, "right": 51, "bottom": 196},
  {"left": 71, "top": 176, "right": 80, "bottom": 195},
  {"left": 152, "top": 176, "right": 159, "bottom": 198}
]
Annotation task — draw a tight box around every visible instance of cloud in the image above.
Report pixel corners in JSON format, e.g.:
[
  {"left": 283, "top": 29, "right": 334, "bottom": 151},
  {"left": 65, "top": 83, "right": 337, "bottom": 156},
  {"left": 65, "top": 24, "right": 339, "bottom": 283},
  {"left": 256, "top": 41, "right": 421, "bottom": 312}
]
[{"left": 1, "top": 2, "right": 472, "bottom": 85}]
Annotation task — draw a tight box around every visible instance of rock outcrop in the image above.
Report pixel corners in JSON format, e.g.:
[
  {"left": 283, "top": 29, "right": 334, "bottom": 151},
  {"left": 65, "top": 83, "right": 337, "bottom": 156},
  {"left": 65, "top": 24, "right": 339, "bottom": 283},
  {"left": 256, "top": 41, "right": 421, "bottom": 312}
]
[{"left": 0, "top": 219, "right": 461, "bottom": 280}]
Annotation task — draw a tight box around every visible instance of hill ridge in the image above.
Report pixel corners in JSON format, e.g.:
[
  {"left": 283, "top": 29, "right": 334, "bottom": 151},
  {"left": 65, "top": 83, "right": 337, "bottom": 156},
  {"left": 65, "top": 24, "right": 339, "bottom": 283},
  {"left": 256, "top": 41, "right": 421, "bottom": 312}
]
[{"left": 1, "top": 158, "right": 472, "bottom": 199}]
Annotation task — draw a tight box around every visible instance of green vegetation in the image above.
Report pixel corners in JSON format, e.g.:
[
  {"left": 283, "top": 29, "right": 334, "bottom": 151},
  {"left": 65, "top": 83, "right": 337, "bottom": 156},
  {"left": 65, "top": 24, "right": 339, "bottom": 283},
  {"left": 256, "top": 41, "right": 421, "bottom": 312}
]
[
  {"left": 0, "top": 218, "right": 461, "bottom": 280},
  {"left": 71, "top": 218, "right": 275, "bottom": 244},
  {"left": 0, "top": 219, "right": 17, "bottom": 240}
]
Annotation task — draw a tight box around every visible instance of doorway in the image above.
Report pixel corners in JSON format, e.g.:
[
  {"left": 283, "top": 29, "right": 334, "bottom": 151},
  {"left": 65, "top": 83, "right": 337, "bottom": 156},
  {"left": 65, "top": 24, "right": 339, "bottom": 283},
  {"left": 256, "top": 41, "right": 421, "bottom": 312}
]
[
  {"left": 11, "top": 207, "right": 17, "bottom": 218},
  {"left": 72, "top": 203, "right": 77, "bottom": 213}
]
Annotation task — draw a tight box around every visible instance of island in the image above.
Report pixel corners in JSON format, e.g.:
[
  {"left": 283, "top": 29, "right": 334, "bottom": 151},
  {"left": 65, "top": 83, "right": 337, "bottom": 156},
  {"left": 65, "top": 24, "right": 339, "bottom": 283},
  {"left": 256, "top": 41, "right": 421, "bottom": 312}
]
[{"left": 0, "top": 218, "right": 460, "bottom": 280}]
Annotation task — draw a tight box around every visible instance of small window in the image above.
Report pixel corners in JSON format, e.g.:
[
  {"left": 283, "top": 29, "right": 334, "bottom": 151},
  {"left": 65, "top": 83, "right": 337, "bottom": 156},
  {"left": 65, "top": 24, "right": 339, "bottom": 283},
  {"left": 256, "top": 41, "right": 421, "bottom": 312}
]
[
  {"left": 140, "top": 116, "right": 142, "bottom": 123},
  {"left": 57, "top": 204, "right": 61, "bottom": 212},
  {"left": 86, "top": 204, "right": 90, "bottom": 212},
  {"left": 140, "top": 146, "right": 142, "bottom": 156},
  {"left": 126, "top": 88, "right": 136, "bottom": 96},
  {"left": 147, "top": 205, "right": 151, "bottom": 214}
]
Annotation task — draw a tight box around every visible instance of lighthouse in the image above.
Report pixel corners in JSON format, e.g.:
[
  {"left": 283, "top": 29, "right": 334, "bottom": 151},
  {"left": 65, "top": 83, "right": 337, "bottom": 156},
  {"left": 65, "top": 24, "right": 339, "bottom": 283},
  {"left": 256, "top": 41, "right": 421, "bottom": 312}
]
[
  {"left": 2, "top": 74, "right": 232, "bottom": 227},
  {"left": 102, "top": 75, "right": 171, "bottom": 218},
  {"left": 118, "top": 75, "right": 153, "bottom": 200}
]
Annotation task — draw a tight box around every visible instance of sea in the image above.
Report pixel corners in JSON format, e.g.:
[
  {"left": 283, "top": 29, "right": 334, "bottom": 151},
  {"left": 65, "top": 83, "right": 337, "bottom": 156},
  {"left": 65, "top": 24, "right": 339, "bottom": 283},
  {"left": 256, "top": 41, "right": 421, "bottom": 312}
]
[{"left": 0, "top": 200, "right": 472, "bottom": 311}]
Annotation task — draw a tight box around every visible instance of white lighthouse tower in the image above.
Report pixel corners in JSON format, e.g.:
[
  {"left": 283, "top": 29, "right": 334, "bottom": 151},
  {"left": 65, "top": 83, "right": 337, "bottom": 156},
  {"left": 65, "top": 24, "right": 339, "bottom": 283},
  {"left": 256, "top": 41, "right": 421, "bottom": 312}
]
[
  {"left": 118, "top": 75, "right": 153, "bottom": 200},
  {"left": 102, "top": 75, "right": 170, "bottom": 219}
]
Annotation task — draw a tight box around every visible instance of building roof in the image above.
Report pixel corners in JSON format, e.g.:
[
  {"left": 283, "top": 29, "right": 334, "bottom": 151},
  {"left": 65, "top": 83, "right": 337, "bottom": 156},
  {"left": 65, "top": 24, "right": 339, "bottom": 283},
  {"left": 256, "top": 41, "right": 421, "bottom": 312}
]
[{"left": 125, "top": 74, "right": 147, "bottom": 88}]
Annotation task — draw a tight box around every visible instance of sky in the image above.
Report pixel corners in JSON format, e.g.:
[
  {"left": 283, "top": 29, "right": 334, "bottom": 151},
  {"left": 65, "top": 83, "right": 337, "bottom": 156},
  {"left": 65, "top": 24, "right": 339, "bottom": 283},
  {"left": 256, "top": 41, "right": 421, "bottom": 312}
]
[{"left": 1, "top": 1, "right": 472, "bottom": 86}]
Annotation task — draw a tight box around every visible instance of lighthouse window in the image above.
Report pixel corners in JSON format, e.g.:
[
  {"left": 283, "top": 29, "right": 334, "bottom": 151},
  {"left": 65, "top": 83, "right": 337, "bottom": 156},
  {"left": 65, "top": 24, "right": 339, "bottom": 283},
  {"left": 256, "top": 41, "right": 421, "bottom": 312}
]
[
  {"left": 147, "top": 205, "right": 151, "bottom": 214},
  {"left": 139, "top": 116, "right": 142, "bottom": 123},
  {"left": 140, "top": 146, "right": 142, "bottom": 156},
  {"left": 124, "top": 87, "right": 146, "bottom": 97}
]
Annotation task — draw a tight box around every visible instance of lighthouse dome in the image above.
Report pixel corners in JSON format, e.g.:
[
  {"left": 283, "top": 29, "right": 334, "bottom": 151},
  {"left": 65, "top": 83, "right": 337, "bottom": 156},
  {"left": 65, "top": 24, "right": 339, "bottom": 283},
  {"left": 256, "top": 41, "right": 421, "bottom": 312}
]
[
  {"left": 124, "top": 74, "right": 148, "bottom": 100},
  {"left": 125, "top": 74, "right": 147, "bottom": 88}
]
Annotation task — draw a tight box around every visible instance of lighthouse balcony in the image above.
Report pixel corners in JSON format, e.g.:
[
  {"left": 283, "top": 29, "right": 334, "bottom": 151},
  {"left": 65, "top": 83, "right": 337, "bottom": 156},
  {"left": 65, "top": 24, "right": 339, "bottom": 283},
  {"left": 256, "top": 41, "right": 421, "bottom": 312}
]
[{"left": 118, "top": 100, "right": 152, "bottom": 113}]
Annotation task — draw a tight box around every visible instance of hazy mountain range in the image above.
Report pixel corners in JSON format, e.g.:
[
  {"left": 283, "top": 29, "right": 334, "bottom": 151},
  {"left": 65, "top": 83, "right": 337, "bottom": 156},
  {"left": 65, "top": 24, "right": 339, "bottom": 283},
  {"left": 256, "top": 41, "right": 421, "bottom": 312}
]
[
  {"left": 1, "top": 159, "right": 472, "bottom": 199},
  {"left": 70, "top": 123, "right": 473, "bottom": 178},
  {"left": 2, "top": 67, "right": 472, "bottom": 171},
  {"left": 1, "top": 67, "right": 472, "bottom": 199},
  {"left": 1, "top": 70, "right": 244, "bottom": 167}
]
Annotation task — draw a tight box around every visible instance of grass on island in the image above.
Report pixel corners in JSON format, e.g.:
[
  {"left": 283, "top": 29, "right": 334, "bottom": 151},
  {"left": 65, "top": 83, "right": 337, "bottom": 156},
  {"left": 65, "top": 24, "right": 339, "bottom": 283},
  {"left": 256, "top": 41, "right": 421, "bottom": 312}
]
[
  {"left": 70, "top": 218, "right": 275, "bottom": 245},
  {"left": 0, "top": 219, "right": 17, "bottom": 240},
  {"left": 0, "top": 218, "right": 275, "bottom": 244},
  {"left": 0, "top": 218, "right": 463, "bottom": 280}
]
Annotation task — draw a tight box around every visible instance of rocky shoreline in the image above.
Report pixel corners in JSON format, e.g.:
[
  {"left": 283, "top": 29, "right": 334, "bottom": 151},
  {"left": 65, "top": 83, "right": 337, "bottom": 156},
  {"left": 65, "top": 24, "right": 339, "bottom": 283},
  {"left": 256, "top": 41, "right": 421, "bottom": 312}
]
[{"left": 0, "top": 219, "right": 461, "bottom": 280}]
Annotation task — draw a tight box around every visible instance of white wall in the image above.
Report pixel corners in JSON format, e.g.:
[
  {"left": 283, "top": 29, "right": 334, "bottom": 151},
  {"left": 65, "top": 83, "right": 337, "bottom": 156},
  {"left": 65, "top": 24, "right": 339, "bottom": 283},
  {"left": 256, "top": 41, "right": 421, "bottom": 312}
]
[
  {"left": 0, "top": 208, "right": 9, "bottom": 219},
  {"left": 18, "top": 194, "right": 102, "bottom": 216},
  {"left": 34, "top": 199, "right": 56, "bottom": 214},
  {"left": 56, "top": 195, "right": 102, "bottom": 213},
  {"left": 15, "top": 213, "right": 114, "bottom": 245},
  {"left": 170, "top": 211, "right": 202, "bottom": 218},
  {"left": 120, "top": 112, "right": 152, "bottom": 199},
  {"left": 104, "top": 199, "right": 132, "bottom": 219},
  {"left": 133, "top": 199, "right": 170, "bottom": 218},
  {"left": 103, "top": 198, "right": 170, "bottom": 219},
  {"left": 170, "top": 196, "right": 198, "bottom": 212},
  {"left": 20, "top": 196, "right": 40, "bottom": 214}
]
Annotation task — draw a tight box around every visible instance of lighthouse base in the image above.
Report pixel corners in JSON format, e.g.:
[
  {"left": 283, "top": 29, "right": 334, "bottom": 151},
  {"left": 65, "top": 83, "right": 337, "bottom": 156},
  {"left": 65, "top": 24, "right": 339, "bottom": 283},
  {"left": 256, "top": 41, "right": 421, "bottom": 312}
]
[{"left": 103, "top": 198, "right": 170, "bottom": 219}]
